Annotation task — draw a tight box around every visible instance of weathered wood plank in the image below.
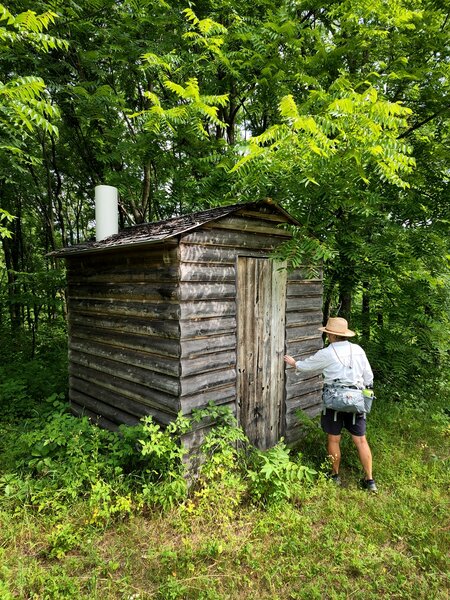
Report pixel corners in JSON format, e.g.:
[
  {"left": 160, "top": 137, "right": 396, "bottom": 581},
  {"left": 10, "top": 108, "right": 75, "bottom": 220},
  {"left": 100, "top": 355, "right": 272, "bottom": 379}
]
[
  {"left": 71, "top": 326, "right": 180, "bottom": 358},
  {"left": 71, "top": 376, "right": 176, "bottom": 424},
  {"left": 180, "top": 316, "right": 235, "bottom": 338},
  {"left": 69, "top": 282, "right": 179, "bottom": 302},
  {"left": 68, "top": 298, "right": 180, "bottom": 320},
  {"left": 285, "top": 374, "right": 323, "bottom": 401},
  {"left": 180, "top": 300, "right": 235, "bottom": 320},
  {"left": 284, "top": 405, "right": 322, "bottom": 446},
  {"left": 284, "top": 337, "right": 323, "bottom": 358},
  {"left": 180, "top": 383, "right": 236, "bottom": 413},
  {"left": 236, "top": 210, "right": 290, "bottom": 223},
  {"left": 286, "top": 390, "right": 323, "bottom": 419},
  {"left": 68, "top": 364, "right": 180, "bottom": 413},
  {"left": 67, "top": 239, "right": 178, "bottom": 270},
  {"left": 69, "top": 337, "right": 181, "bottom": 377},
  {"left": 270, "top": 260, "right": 287, "bottom": 441},
  {"left": 285, "top": 310, "right": 323, "bottom": 326},
  {"left": 68, "top": 265, "right": 179, "bottom": 284},
  {"left": 202, "top": 217, "right": 291, "bottom": 237},
  {"left": 180, "top": 282, "right": 235, "bottom": 301},
  {"left": 286, "top": 296, "right": 323, "bottom": 311},
  {"left": 180, "top": 263, "right": 235, "bottom": 282},
  {"left": 181, "top": 228, "right": 285, "bottom": 249},
  {"left": 180, "top": 367, "right": 236, "bottom": 397},
  {"left": 68, "top": 246, "right": 179, "bottom": 265},
  {"left": 181, "top": 333, "right": 235, "bottom": 359},
  {"left": 181, "top": 350, "right": 236, "bottom": 377},
  {"left": 287, "top": 268, "right": 323, "bottom": 282},
  {"left": 70, "top": 389, "right": 142, "bottom": 426},
  {"left": 70, "top": 401, "right": 121, "bottom": 431},
  {"left": 286, "top": 321, "right": 323, "bottom": 340},
  {"left": 69, "top": 312, "right": 180, "bottom": 339},
  {"left": 236, "top": 256, "right": 257, "bottom": 445},
  {"left": 180, "top": 244, "right": 271, "bottom": 264},
  {"left": 69, "top": 349, "right": 180, "bottom": 396},
  {"left": 287, "top": 282, "right": 323, "bottom": 296}
]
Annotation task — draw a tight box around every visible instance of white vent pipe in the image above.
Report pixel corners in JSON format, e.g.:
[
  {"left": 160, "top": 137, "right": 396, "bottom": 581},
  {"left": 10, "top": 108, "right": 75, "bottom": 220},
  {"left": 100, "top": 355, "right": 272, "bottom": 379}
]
[{"left": 95, "top": 185, "right": 118, "bottom": 241}]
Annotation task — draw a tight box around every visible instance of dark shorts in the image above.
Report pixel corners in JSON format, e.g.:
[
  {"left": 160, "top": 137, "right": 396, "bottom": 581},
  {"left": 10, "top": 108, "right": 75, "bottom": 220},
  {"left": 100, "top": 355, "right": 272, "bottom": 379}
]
[{"left": 321, "top": 409, "right": 367, "bottom": 437}]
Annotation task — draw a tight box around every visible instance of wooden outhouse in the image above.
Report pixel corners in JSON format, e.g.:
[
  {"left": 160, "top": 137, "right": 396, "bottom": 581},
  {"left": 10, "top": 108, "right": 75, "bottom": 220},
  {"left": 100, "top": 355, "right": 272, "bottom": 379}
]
[{"left": 55, "top": 200, "right": 323, "bottom": 450}]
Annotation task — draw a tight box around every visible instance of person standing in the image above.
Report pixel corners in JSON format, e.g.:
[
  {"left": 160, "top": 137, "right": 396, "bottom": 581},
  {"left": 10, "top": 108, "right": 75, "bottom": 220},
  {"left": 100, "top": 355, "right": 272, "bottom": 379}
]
[{"left": 284, "top": 317, "right": 377, "bottom": 492}]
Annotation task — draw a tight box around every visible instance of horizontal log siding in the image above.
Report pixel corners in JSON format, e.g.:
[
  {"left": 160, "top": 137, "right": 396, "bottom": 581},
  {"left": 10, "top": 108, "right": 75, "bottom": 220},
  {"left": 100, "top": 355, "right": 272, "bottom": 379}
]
[
  {"left": 178, "top": 216, "right": 291, "bottom": 418},
  {"left": 284, "top": 271, "right": 323, "bottom": 445},
  {"left": 63, "top": 206, "right": 323, "bottom": 446},
  {"left": 66, "top": 244, "right": 181, "bottom": 427}
]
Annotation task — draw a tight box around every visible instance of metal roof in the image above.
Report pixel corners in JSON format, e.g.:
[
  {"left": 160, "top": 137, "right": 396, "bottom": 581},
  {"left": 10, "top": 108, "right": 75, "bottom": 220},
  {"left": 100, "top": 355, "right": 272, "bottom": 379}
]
[{"left": 51, "top": 199, "right": 299, "bottom": 257}]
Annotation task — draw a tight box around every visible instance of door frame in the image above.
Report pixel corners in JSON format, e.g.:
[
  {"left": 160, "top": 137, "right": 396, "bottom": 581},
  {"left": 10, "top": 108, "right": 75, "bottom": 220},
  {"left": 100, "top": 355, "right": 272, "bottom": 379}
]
[{"left": 235, "top": 255, "right": 287, "bottom": 449}]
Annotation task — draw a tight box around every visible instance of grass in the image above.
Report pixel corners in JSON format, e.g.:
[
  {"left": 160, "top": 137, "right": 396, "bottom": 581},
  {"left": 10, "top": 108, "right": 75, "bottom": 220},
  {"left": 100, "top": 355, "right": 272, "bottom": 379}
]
[{"left": 0, "top": 381, "right": 449, "bottom": 599}]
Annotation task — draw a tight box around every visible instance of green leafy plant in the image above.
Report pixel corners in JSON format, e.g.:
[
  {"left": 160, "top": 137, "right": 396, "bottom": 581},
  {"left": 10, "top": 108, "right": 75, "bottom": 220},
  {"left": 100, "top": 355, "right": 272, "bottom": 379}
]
[
  {"left": 46, "top": 522, "right": 83, "bottom": 560},
  {"left": 247, "top": 441, "right": 317, "bottom": 504},
  {"left": 138, "top": 414, "right": 191, "bottom": 511}
]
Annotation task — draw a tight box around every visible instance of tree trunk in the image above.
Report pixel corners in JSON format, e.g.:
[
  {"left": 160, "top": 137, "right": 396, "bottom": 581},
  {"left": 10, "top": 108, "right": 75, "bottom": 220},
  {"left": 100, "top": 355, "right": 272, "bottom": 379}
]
[
  {"left": 2, "top": 221, "right": 22, "bottom": 330},
  {"left": 142, "top": 160, "right": 152, "bottom": 222},
  {"left": 362, "top": 281, "right": 370, "bottom": 340},
  {"left": 338, "top": 288, "right": 352, "bottom": 322},
  {"left": 322, "top": 275, "right": 337, "bottom": 325}
]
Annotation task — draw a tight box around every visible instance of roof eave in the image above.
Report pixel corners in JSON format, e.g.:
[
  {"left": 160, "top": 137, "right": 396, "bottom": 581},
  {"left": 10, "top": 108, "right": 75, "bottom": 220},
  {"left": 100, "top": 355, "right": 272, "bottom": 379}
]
[{"left": 49, "top": 199, "right": 300, "bottom": 258}]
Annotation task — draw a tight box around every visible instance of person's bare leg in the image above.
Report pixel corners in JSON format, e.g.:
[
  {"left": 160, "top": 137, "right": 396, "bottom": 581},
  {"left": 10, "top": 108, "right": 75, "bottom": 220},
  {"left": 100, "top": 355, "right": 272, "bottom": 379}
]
[
  {"left": 327, "top": 434, "right": 341, "bottom": 475},
  {"left": 351, "top": 435, "right": 373, "bottom": 479}
]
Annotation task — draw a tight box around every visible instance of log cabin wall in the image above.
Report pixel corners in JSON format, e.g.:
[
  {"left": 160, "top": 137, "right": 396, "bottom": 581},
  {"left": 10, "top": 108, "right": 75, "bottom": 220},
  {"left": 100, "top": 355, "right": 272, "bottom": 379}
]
[
  {"left": 178, "top": 217, "right": 289, "bottom": 414},
  {"left": 58, "top": 200, "right": 324, "bottom": 448},
  {"left": 284, "top": 268, "right": 323, "bottom": 445},
  {"left": 66, "top": 242, "right": 182, "bottom": 429},
  {"left": 177, "top": 208, "right": 323, "bottom": 447}
]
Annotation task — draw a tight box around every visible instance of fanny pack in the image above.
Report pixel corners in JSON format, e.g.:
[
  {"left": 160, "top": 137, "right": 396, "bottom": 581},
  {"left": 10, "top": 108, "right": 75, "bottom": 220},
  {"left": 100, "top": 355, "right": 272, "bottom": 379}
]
[{"left": 323, "top": 385, "right": 374, "bottom": 414}]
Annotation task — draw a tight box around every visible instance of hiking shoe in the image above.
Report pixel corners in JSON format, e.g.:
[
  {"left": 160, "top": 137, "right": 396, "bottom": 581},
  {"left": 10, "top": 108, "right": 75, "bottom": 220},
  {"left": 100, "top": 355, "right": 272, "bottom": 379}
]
[
  {"left": 328, "top": 474, "right": 342, "bottom": 486},
  {"left": 361, "top": 478, "right": 378, "bottom": 493}
]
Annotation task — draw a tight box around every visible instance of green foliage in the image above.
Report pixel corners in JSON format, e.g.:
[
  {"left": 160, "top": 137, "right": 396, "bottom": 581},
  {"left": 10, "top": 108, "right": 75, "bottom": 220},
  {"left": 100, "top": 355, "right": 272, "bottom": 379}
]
[
  {"left": 0, "top": 406, "right": 191, "bottom": 518},
  {"left": 0, "top": 208, "right": 14, "bottom": 238},
  {"left": 138, "top": 414, "right": 191, "bottom": 511},
  {"left": 0, "top": 384, "right": 322, "bottom": 525},
  {"left": 185, "top": 404, "right": 318, "bottom": 514},
  {"left": 0, "top": 382, "right": 448, "bottom": 598},
  {"left": 135, "top": 76, "right": 229, "bottom": 137},
  {"left": 1, "top": 0, "right": 448, "bottom": 396},
  {"left": 0, "top": 3, "right": 66, "bottom": 170},
  {"left": 0, "top": 406, "right": 122, "bottom": 512},
  {"left": 247, "top": 442, "right": 317, "bottom": 504},
  {"left": 186, "top": 407, "right": 249, "bottom": 518},
  {"left": 273, "top": 226, "right": 336, "bottom": 274},
  {"left": 0, "top": 328, "right": 449, "bottom": 598},
  {"left": 232, "top": 79, "right": 415, "bottom": 191},
  {"left": 0, "top": 322, "right": 68, "bottom": 420}
]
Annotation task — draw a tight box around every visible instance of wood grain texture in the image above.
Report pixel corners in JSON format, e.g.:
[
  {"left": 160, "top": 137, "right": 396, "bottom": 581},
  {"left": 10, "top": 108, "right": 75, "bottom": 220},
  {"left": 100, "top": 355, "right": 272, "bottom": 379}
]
[
  {"left": 70, "top": 402, "right": 122, "bottom": 431},
  {"left": 69, "top": 347, "right": 180, "bottom": 396},
  {"left": 64, "top": 210, "right": 324, "bottom": 447},
  {"left": 68, "top": 365, "right": 180, "bottom": 413},
  {"left": 236, "top": 257, "right": 286, "bottom": 450}
]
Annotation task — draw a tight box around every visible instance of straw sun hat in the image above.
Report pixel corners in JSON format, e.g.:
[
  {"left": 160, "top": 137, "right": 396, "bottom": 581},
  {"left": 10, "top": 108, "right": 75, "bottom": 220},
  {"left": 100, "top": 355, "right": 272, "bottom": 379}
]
[{"left": 318, "top": 317, "right": 355, "bottom": 337}]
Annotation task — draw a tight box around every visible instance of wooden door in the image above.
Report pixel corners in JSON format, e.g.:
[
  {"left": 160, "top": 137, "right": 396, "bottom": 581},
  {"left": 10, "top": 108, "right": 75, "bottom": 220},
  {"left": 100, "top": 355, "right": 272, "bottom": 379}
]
[{"left": 236, "top": 257, "right": 287, "bottom": 450}]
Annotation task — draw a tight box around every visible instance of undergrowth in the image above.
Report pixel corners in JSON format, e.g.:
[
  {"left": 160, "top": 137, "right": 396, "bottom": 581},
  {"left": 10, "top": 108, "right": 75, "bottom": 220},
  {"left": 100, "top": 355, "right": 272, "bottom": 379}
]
[{"left": 0, "top": 349, "right": 448, "bottom": 599}]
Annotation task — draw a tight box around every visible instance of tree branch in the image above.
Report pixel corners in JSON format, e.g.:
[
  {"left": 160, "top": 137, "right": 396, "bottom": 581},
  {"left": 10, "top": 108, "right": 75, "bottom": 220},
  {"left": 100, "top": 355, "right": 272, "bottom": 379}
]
[{"left": 398, "top": 104, "right": 450, "bottom": 139}]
